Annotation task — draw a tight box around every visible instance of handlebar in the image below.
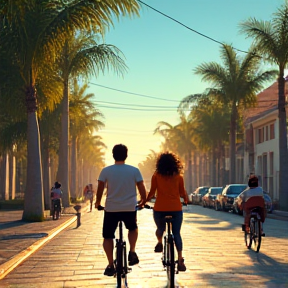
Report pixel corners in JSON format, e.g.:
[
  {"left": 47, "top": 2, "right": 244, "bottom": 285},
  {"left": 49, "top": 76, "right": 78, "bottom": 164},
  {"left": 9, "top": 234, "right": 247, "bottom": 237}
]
[
  {"left": 97, "top": 203, "right": 186, "bottom": 211},
  {"left": 96, "top": 204, "right": 152, "bottom": 211}
]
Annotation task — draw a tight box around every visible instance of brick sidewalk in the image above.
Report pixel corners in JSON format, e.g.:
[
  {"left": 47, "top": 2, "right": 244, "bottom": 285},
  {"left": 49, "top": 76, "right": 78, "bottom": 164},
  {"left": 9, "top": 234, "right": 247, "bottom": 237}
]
[{"left": 0, "top": 204, "right": 90, "bottom": 279}]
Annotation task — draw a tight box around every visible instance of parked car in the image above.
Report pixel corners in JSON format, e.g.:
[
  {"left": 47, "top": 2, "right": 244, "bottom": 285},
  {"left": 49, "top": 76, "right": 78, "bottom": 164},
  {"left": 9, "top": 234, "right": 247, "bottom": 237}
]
[
  {"left": 202, "top": 187, "right": 223, "bottom": 208},
  {"left": 189, "top": 186, "right": 210, "bottom": 205},
  {"left": 233, "top": 189, "right": 273, "bottom": 215},
  {"left": 215, "top": 184, "right": 247, "bottom": 212},
  {"left": 263, "top": 191, "right": 273, "bottom": 213}
]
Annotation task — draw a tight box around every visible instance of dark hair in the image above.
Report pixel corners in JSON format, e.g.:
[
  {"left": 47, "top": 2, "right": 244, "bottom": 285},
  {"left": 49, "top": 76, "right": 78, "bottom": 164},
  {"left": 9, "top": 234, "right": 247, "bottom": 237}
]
[
  {"left": 155, "top": 152, "right": 183, "bottom": 176},
  {"left": 112, "top": 144, "right": 128, "bottom": 161},
  {"left": 54, "top": 181, "right": 61, "bottom": 189},
  {"left": 248, "top": 176, "right": 258, "bottom": 188}
]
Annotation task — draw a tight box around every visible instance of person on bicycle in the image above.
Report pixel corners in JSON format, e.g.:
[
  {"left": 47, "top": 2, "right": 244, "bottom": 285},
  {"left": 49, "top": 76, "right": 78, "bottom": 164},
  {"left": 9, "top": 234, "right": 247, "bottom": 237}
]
[
  {"left": 51, "top": 181, "right": 62, "bottom": 219},
  {"left": 145, "top": 151, "right": 188, "bottom": 272},
  {"left": 238, "top": 175, "right": 266, "bottom": 235},
  {"left": 95, "top": 144, "right": 147, "bottom": 277}
]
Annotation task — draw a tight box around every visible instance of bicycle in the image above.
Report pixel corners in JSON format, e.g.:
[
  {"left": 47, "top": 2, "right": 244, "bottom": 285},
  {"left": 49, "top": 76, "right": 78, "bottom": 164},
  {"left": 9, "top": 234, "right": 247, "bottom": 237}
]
[
  {"left": 145, "top": 203, "right": 186, "bottom": 288},
  {"left": 98, "top": 204, "right": 141, "bottom": 288},
  {"left": 163, "top": 215, "right": 176, "bottom": 288},
  {"left": 244, "top": 207, "right": 262, "bottom": 252}
]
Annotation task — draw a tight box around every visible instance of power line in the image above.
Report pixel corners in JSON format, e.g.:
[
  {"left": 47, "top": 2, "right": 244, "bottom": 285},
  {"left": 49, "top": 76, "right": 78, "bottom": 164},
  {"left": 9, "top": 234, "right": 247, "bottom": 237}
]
[
  {"left": 97, "top": 105, "right": 180, "bottom": 111},
  {"left": 137, "top": 0, "right": 249, "bottom": 54},
  {"left": 89, "top": 82, "right": 180, "bottom": 102},
  {"left": 96, "top": 100, "right": 178, "bottom": 108}
]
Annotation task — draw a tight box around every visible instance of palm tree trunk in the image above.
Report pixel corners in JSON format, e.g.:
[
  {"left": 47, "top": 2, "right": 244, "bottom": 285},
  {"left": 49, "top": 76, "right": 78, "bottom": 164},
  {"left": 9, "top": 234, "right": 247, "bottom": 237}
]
[
  {"left": 187, "top": 150, "right": 192, "bottom": 194},
  {"left": 70, "top": 136, "right": 77, "bottom": 199},
  {"left": 57, "top": 78, "right": 70, "bottom": 207},
  {"left": 22, "top": 85, "right": 44, "bottom": 221},
  {"left": 1, "top": 153, "right": 9, "bottom": 200},
  {"left": 42, "top": 145, "right": 51, "bottom": 210},
  {"left": 9, "top": 151, "right": 16, "bottom": 200},
  {"left": 278, "top": 74, "right": 288, "bottom": 211},
  {"left": 229, "top": 104, "right": 237, "bottom": 183},
  {"left": 211, "top": 147, "right": 217, "bottom": 186}
]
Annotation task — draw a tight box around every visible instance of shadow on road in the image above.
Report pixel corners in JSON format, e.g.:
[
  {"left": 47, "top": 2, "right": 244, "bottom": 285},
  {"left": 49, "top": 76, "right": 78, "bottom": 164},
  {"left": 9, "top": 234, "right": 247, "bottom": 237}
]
[
  {"left": 0, "top": 232, "right": 48, "bottom": 240},
  {"left": 0, "top": 220, "right": 28, "bottom": 230}
]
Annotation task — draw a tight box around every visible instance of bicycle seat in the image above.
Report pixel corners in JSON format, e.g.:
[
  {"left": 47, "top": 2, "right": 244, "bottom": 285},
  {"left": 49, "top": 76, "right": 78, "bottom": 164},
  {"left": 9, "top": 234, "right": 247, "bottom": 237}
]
[
  {"left": 165, "top": 216, "right": 173, "bottom": 222},
  {"left": 250, "top": 206, "right": 261, "bottom": 213}
]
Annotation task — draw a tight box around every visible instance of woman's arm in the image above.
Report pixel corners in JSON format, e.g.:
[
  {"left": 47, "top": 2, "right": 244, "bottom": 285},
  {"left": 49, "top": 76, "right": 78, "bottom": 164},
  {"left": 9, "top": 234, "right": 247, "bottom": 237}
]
[
  {"left": 179, "top": 176, "right": 188, "bottom": 204},
  {"left": 146, "top": 174, "right": 157, "bottom": 203}
]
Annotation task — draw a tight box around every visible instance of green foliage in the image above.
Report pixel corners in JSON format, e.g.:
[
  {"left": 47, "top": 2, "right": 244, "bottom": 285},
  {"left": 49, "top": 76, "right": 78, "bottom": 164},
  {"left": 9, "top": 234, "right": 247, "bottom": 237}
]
[{"left": 0, "top": 199, "right": 24, "bottom": 210}]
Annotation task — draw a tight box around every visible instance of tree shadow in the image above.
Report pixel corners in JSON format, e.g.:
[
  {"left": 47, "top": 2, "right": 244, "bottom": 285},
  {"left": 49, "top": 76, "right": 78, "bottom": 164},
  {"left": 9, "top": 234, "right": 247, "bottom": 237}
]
[
  {"left": 0, "top": 220, "right": 28, "bottom": 230},
  {"left": 0, "top": 232, "right": 48, "bottom": 240}
]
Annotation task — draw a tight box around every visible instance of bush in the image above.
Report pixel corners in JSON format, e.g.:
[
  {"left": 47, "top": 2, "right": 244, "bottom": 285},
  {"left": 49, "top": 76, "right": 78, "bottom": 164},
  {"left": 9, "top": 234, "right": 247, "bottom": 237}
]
[{"left": 0, "top": 199, "right": 24, "bottom": 210}]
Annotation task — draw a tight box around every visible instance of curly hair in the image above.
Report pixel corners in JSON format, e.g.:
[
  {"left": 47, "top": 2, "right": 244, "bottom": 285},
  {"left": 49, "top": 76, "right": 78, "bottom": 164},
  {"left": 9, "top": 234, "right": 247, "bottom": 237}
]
[{"left": 155, "top": 152, "right": 184, "bottom": 176}]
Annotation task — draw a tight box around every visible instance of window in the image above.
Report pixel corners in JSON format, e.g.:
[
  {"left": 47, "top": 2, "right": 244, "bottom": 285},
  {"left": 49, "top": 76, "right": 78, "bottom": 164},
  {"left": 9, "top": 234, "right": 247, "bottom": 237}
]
[
  {"left": 265, "top": 126, "right": 269, "bottom": 141},
  {"left": 257, "top": 128, "right": 263, "bottom": 143},
  {"left": 270, "top": 123, "right": 275, "bottom": 139},
  {"left": 269, "top": 152, "right": 274, "bottom": 175}
]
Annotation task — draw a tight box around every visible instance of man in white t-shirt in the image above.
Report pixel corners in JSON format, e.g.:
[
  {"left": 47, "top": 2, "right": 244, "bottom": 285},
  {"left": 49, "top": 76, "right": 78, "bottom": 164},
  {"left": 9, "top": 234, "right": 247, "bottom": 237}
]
[{"left": 95, "top": 144, "right": 147, "bottom": 277}]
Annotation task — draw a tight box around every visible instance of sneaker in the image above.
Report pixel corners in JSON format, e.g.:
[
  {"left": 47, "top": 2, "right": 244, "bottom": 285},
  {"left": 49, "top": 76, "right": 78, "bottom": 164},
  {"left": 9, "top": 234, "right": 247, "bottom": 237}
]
[
  {"left": 128, "top": 251, "right": 139, "bottom": 266},
  {"left": 177, "top": 258, "right": 186, "bottom": 272},
  {"left": 261, "top": 230, "right": 265, "bottom": 237},
  {"left": 104, "top": 265, "right": 116, "bottom": 276},
  {"left": 154, "top": 242, "right": 163, "bottom": 253}
]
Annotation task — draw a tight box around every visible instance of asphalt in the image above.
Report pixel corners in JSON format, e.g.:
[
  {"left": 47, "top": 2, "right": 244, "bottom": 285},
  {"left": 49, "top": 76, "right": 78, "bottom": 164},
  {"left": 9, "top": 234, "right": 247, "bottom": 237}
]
[{"left": 0, "top": 203, "right": 287, "bottom": 285}]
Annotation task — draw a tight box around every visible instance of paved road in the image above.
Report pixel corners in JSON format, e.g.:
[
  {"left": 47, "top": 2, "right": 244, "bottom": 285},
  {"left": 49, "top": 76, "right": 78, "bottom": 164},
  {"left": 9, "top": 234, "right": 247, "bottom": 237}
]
[{"left": 0, "top": 205, "right": 287, "bottom": 288}]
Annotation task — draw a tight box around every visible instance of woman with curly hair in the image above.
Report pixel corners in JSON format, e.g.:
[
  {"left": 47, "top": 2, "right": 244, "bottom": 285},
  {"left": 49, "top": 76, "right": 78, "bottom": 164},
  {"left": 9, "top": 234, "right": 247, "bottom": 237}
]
[{"left": 145, "top": 151, "right": 188, "bottom": 272}]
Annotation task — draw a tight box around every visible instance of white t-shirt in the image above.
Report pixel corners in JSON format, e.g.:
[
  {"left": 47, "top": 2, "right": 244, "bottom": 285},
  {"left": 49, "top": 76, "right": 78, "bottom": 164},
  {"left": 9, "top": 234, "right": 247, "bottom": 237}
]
[
  {"left": 98, "top": 164, "right": 143, "bottom": 212},
  {"left": 238, "top": 186, "right": 263, "bottom": 203}
]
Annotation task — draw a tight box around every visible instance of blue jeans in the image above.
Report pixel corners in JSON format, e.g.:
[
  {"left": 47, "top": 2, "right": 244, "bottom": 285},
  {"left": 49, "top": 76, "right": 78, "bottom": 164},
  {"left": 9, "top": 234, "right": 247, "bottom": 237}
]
[{"left": 153, "top": 210, "right": 183, "bottom": 251}]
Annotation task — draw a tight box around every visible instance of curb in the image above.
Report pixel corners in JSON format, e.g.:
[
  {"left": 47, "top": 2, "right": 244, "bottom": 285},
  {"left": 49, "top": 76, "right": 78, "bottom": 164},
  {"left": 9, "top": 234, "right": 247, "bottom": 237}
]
[{"left": 0, "top": 215, "right": 77, "bottom": 280}]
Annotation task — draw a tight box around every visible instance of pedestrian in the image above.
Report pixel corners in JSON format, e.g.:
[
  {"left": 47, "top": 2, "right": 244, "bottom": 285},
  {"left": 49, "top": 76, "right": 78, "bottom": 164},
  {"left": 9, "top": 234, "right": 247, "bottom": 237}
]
[
  {"left": 95, "top": 144, "right": 147, "bottom": 277},
  {"left": 51, "top": 181, "right": 63, "bottom": 220},
  {"left": 87, "top": 183, "right": 95, "bottom": 212},
  {"left": 145, "top": 151, "right": 188, "bottom": 272},
  {"left": 83, "top": 185, "right": 89, "bottom": 199}
]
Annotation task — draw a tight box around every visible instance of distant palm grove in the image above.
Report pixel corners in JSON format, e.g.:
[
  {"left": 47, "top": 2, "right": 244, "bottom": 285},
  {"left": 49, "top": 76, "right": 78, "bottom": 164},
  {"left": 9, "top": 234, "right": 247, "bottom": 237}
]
[{"left": 0, "top": 1, "right": 288, "bottom": 221}]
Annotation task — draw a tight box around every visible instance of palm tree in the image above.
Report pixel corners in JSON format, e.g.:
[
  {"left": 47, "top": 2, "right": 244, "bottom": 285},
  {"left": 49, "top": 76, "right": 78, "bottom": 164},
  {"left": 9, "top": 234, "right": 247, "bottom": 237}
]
[
  {"left": 192, "top": 44, "right": 277, "bottom": 184},
  {"left": 240, "top": 2, "right": 288, "bottom": 210},
  {"left": 0, "top": 0, "right": 140, "bottom": 221},
  {"left": 69, "top": 79, "right": 104, "bottom": 199},
  {"left": 189, "top": 98, "right": 230, "bottom": 186},
  {"left": 154, "top": 114, "right": 196, "bottom": 193},
  {"left": 56, "top": 33, "right": 127, "bottom": 207}
]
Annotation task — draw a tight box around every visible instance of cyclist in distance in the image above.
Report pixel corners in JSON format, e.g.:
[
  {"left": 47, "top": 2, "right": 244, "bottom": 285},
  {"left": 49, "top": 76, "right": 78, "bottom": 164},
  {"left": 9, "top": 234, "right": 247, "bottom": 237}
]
[
  {"left": 95, "top": 144, "right": 147, "bottom": 277},
  {"left": 238, "top": 175, "right": 266, "bottom": 235},
  {"left": 145, "top": 151, "right": 188, "bottom": 272}
]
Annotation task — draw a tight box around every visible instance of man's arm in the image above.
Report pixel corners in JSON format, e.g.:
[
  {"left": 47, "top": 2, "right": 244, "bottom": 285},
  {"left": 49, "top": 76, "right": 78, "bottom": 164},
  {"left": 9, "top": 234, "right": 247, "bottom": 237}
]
[
  {"left": 136, "top": 181, "right": 147, "bottom": 206},
  {"left": 95, "top": 180, "right": 105, "bottom": 208}
]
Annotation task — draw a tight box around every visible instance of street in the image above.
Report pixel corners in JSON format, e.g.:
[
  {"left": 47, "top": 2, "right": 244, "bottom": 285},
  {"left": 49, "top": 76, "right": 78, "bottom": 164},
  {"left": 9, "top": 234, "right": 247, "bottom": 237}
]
[{"left": 1, "top": 205, "right": 287, "bottom": 288}]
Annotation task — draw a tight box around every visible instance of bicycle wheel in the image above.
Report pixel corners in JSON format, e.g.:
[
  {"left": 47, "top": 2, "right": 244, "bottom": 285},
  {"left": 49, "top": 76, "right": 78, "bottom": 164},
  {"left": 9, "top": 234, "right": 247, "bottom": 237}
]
[
  {"left": 166, "top": 236, "right": 175, "bottom": 288},
  {"left": 245, "top": 218, "right": 253, "bottom": 249},
  {"left": 116, "top": 240, "right": 123, "bottom": 288},
  {"left": 252, "top": 219, "right": 262, "bottom": 253},
  {"left": 115, "top": 241, "right": 129, "bottom": 288}
]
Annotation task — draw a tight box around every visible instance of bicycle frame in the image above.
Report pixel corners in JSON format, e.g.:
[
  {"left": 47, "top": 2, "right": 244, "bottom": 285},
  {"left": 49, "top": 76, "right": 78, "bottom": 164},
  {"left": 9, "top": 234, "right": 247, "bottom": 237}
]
[{"left": 162, "top": 216, "right": 176, "bottom": 288}]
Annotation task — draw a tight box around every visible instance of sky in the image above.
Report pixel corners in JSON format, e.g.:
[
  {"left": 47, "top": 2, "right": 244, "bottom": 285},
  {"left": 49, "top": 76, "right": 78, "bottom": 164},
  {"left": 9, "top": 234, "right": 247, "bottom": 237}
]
[{"left": 87, "top": 0, "right": 284, "bottom": 167}]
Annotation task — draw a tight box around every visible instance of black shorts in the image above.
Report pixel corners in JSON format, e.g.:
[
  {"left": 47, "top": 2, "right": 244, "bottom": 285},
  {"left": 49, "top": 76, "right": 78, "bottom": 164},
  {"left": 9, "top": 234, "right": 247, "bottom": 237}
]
[{"left": 103, "top": 211, "right": 138, "bottom": 239}]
